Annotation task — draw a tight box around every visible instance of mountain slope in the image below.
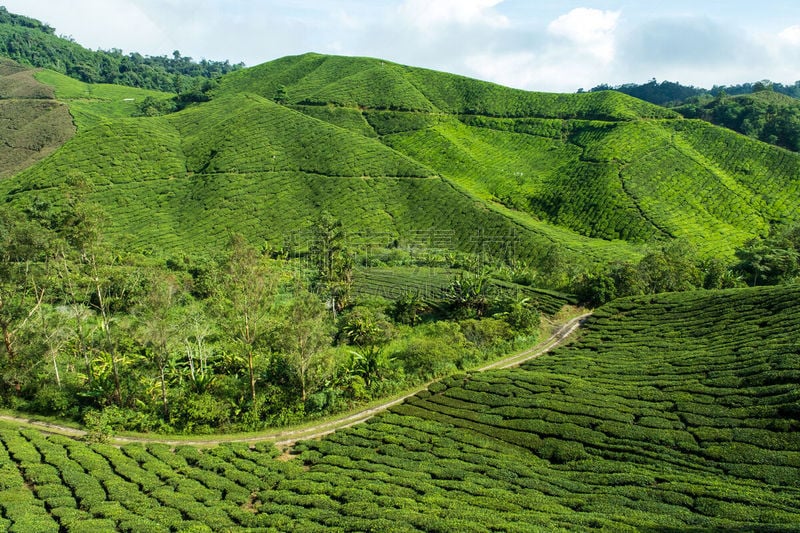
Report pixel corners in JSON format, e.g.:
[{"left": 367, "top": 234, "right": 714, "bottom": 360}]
[
  {"left": 2, "top": 52, "right": 800, "bottom": 263},
  {"left": 0, "top": 58, "right": 74, "bottom": 179},
  {"left": 217, "top": 54, "right": 800, "bottom": 255},
  {"left": 2, "top": 86, "right": 637, "bottom": 263},
  {"left": 218, "top": 53, "right": 680, "bottom": 120}
]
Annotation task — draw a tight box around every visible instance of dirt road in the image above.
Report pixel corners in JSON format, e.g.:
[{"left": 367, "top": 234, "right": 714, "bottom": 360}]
[{"left": 0, "top": 312, "right": 591, "bottom": 447}]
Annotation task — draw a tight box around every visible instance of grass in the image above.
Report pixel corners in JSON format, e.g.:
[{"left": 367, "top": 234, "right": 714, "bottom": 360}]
[{"left": 1, "top": 285, "right": 797, "bottom": 530}]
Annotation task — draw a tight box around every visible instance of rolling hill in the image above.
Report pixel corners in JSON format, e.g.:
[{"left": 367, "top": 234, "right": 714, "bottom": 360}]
[
  {"left": 1, "top": 51, "right": 798, "bottom": 267},
  {"left": 0, "top": 58, "right": 74, "bottom": 179},
  {"left": 1, "top": 284, "right": 797, "bottom": 531}
]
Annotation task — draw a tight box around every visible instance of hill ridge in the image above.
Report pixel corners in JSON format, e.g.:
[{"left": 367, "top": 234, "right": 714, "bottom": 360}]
[{"left": 2, "top": 52, "right": 800, "bottom": 265}]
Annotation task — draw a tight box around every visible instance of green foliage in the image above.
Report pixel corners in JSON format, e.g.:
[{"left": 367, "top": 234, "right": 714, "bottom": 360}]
[
  {"left": 0, "top": 7, "right": 242, "bottom": 93},
  {"left": 310, "top": 213, "right": 354, "bottom": 316},
  {"left": 677, "top": 90, "right": 800, "bottom": 151},
  {"left": 735, "top": 223, "right": 800, "bottom": 285}
]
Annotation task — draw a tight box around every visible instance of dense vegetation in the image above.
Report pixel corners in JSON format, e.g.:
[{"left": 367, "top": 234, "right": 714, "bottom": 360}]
[
  {"left": 0, "top": 6, "right": 241, "bottom": 93},
  {"left": 0, "top": 8, "right": 798, "bottom": 530},
  {"left": 591, "top": 78, "right": 800, "bottom": 105},
  {"left": 1, "top": 284, "right": 798, "bottom": 531},
  {"left": 4, "top": 51, "right": 800, "bottom": 266},
  {"left": 591, "top": 80, "right": 800, "bottom": 152},
  {"left": 677, "top": 88, "right": 800, "bottom": 152},
  {"left": 0, "top": 198, "right": 550, "bottom": 434}
]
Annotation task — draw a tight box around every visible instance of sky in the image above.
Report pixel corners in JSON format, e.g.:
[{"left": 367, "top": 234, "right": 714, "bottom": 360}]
[{"left": 3, "top": 0, "right": 799, "bottom": 92}]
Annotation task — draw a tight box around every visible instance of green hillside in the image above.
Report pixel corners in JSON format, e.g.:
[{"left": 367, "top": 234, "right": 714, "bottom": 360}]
[
  {"left": 2, "top": 51, "right": 800, "bottom": 266},
  {"left": 215, "top": 53, "right": 800, "bottom": 256},
  {"left": 217, "top": 53, "right": 679, "bottom": 120},
  {"left": 32, "top": 69, "right": 173, "bottom": 131},
  {"left": 0, "top": 58, "right": 74, "bottom": 179},
  {"left": 0, "top": 73, "right": 640, "bottom": 266},
  {"left": 1, "top": 285, "right": 798, "bottom": 531}
]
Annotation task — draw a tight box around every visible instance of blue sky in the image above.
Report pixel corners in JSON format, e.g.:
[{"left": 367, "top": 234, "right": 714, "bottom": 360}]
[{"left": 3, "top": 0, "right": 799, "bottom": 92}]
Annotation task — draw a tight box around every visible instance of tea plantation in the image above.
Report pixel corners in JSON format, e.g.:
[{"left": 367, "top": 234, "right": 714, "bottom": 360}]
[
  {"left": 3, "top": 53, "right": 800, "bottom": 266},
  {"left": 1, "top": 285, "right": 797, "bottom": 531}
]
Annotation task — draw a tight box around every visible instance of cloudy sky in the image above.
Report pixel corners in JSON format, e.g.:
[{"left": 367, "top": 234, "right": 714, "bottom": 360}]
[{"left": 3, "top": 0, "right": 799, "bottom": 92}]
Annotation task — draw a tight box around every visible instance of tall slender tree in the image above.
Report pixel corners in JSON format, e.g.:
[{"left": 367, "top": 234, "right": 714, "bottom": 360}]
[
  {"left": 214, "top": 235, "right": 279, "bottom": 405},
  {"left": 310, "top": 213, "right": 353, "bottom": 319}
]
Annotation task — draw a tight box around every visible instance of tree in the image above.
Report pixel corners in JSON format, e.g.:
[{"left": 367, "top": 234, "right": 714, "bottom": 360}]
[
  {"left": 448, "top": 271, "right": 492, "bottom": 318},
  {"left": 214, "top": 235, "right": 279, "bottom": 404},
  {"left": 735, "top": 228, "right": 800, "bottom": 285},
  {"left": 391, "top": 291, "right": 426, "bottom": 326},
  {"left": 310, "top": 213, "right": 353, "bottom": 318},
  {"left": 0, "top": 209, "right": 51, "bottom": 392},
  {"left": 137, "top": 272, "right": 181, "bottom": 419},
  {"left": 339, "top": 306, "right": 396, "bottom": 389},
  {"left": 274, "top": 286, "right": 333, "bottom": 402},
  {"left": 637, "top": 241, "right": 702, "bottom": 293}
]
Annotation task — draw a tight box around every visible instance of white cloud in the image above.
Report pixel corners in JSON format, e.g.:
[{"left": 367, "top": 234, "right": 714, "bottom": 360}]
[
  {"left": 778, "top": 25, "right": 800, "bottom": 46},
  {"left": 3, "top": 0, "right": 175, "bottom": 54},
  {"left": 4, "top": 1, "right": 799, "bottom": 93},
  {"left": 465, "top": 51, "right": 538, "bottom": 89},
  {"left": 547, "top": 8, "right": 620, "bottom": 63},
  {"left": 463, "top": 8, "right": 621, "bottom": 92},
  {"left": 398, "top": 0, "right": 509, "bottom": 34}
]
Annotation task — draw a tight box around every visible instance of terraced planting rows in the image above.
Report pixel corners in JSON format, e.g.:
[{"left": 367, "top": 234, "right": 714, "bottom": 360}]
[
  {"left": 33, "top": 69, "right": 173, "bottom": 131},
  {"left": 0, "top": 427, "right": 302, "bottom": 532},
  {"left": 0, "top": 59, "right": 74, "bottom": 179},
  {"left": 353, "top": 266, "right": 575, "bottom": 316},
  {"left": 1, "top": 285, "right": 797, "bottom": 531},
  {"left": 352, "top": 266, "right": 456, "bottom": 305},
  {"left": 4, "top": 52, "right": 799, "bottom": 265},
  {"left": 2, "top": 104, "right": 638, "bottom": 264},
  {"left": 297, "top": 285, "right": 800, "bottom": 529},
  {"left": 388, "top": 113, "right": 800, "bottom": 254}
]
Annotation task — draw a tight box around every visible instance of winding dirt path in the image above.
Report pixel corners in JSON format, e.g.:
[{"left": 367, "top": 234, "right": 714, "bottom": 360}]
[{"left": 0, "top": 312, "right": 591, "bottom": 448}]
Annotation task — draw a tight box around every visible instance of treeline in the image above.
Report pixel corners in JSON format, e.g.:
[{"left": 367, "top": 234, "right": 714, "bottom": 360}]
[
  {"left": 589, "top": 78, "right": 800, "bottom": 106},
  {"left": 575, "top": 226, "right": 800, "bottom": 306},
  {"left": 676, "top": 89, "right": 800, "bottom": 152},
  {"left": 0, "top": 6, "right": 242, "bottom": 94},
  {"left": 588, "top": 79, "right": 800, "bottom": 152},
  {"left": 0, "top": 199, "right": 542, "bottom": 435}
]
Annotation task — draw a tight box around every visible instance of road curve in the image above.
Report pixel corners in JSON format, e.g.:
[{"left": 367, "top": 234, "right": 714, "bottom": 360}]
[{"left": 0, "top": 312, "right": 592, "bottom": 448}]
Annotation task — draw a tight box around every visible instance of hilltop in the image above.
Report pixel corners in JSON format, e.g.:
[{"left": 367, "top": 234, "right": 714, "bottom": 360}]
[
  {"left": 1, "top": 51, "right": 799, "bottom": 265},
  {"left": 0, "top": 6, "right": 241, "bottom": 92}
]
